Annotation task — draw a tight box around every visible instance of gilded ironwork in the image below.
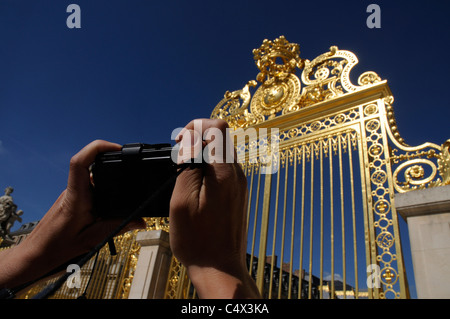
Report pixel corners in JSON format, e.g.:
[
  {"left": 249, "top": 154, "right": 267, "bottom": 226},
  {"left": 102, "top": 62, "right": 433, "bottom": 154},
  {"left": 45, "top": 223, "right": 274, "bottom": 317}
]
[
  {"left": 204, "top": 36, "right": 449, "bottom": 299},
  {"left": 211, "top": 36, "right": 384, "bottom": 129},
  {"left": 8, "top": 36, "right": 449, "bottom": 300}
]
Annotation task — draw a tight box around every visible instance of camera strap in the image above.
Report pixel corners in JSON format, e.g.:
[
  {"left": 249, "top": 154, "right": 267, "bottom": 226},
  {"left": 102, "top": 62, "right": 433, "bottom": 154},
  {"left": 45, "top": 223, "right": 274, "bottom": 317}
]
[
  {"left": 76, "top": 250, "right": 100, "bottom": 299},
  {"left": 29, "top": 161, "right": 198, "bottom": 299}
]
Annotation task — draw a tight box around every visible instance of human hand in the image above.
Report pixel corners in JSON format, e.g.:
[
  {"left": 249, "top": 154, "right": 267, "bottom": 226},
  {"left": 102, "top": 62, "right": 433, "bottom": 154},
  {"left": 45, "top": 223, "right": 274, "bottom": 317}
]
[
  {"left": 0, "top": 140, "right": 145, "bottom": 291},
  {"left": 169, "top": 119, "right": 260, "bottom": 299}
]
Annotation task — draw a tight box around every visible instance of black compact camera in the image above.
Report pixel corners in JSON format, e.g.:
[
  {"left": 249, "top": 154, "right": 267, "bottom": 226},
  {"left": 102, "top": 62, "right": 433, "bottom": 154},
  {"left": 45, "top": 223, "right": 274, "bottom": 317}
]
[{"left": 91, "top": 143, "right": 177, "bottom": 219}]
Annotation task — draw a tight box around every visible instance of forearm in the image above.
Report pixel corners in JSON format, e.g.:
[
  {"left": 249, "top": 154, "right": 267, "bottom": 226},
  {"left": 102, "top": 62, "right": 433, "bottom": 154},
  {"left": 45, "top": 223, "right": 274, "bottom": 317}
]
[
  {"left": 0, "top": 196, "right": 76, "bottom": 291},
  {"left": 0, "top": 246, "right": 37, "bottom": 290},
  {"left": 0, "top": 197, "right": 82, "bottom": 291}
]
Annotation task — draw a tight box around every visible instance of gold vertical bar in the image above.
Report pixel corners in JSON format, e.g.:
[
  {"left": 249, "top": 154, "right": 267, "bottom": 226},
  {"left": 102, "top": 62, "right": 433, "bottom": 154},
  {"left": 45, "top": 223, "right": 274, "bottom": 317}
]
[
  {"left": 243, "top": 162, "right": 248, "bottom": 177},
  {"left": 287, "top": 147, "right": 298, "bottom": 299},
  {"left": 359, "top": 116, "right": 378, "bottom": 299},
  {"left": 348, "top": 133, "right": 359, "bottom": 298},
  {"left": 319, "top": 139, "right": 324, "bottom": 299},
  {"left": 192, "top": 282, "right": 197, "bottom": 299},
  {"left": 92, "top": 250, "right": 108, "bottom": 298},
  {"left": 176, "top": 266, "right": 187, "bottom": 299},
  {"left": 185, "top": 278, "right": 193, "bottom": 299},
  {"left": 99, "top": 249, "right": 111, "bottom": 298},
  {"left": 268, "top": 155, "right": 282, "bottom": 299},
  {"left": 357, "top": 128, "right": 373, "bottom": 299},
  {"left": 338, "top": 135, "right": 347, "bottom": 298},
  {"left": 278, "top": 159, "right": 289, "bottom": 299},
  {"left": 107, "top": 252, "right": 117, "bottom": 299},
  {"left": 298, "top": 145, "right": 306, "bottom": 299},
  {"left": 113, "top": 250, "right": 125, "bottom": 299},
  {"left": 308, "top": 144, "right": 314, "bottom": 299},
  {"left": 249, "top": 164, "right": 262, "bottom": 276},
  {"left": 245, "top": 164, "right": 254, "bottom": 275},
  {"left": 77, "top": 261, "right": 92, "bottom": 298},
  {"left": 83, "top": 258, "right": 96, "bottom": 297},
  {"left": 53, "top": 277, "right": 64, "bottom": 298},
  {"left": 246, "top": 165, "right": 255, "bottom": 236},
  {"left": 88, "top": 252, "right": 101, "bottom": 298},
  {"left": 88, "top": 251, "right": 102, "bottom": 298},
  {"left": 256, "top": 172, "right": 273, "bottom": 294},
  {"left": 329, "top": 138, "right": 335, "bottom": 299},
  {"left": 98, "top": 252, "right": 110, "bottom": 299},
  {"left": 110, "top": 237, "right": 123, "bottom": 299}
]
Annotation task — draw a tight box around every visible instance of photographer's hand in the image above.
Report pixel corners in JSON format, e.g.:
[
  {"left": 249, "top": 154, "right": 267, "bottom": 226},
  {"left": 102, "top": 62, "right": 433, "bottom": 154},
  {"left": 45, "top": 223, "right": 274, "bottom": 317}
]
[
  {"left": 0, "top": 140, "right": 145, "bottom": 291},
  {"left": 170, "top": 119, "right": 261, "bottom": 299}
]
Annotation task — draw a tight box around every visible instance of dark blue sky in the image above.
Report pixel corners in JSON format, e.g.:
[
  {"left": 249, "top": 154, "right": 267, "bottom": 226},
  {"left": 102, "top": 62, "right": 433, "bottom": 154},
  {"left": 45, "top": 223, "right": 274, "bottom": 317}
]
[{"left": 1, "top": 0, "right": 449, "bottom": 297}]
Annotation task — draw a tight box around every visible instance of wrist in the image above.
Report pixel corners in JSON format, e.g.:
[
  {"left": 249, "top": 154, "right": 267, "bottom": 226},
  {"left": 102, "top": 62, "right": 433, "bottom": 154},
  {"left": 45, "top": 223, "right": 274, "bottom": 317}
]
[{"left": 186, "top": 264, "right": 261, "bottom": 299}]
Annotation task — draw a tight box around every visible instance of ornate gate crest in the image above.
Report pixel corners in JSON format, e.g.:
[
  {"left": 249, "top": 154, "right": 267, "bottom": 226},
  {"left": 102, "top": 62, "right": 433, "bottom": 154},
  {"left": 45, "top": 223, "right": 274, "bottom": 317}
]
[{"left": 211, "top": 36, "right": 383, "bottom": 129}]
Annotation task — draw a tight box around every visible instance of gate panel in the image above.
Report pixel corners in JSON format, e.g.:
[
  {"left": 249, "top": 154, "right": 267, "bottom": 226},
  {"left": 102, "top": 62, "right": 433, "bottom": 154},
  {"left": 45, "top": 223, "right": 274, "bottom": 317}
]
[{"left": 165, "top": 36, "right": 449, "bottom": 299}]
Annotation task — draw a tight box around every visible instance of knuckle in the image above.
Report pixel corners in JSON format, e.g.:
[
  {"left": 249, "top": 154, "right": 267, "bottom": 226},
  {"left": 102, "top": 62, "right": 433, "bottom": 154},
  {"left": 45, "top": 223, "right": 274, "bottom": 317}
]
[{"left": 69, "top": 154, "right": 81, "bottom": 169}]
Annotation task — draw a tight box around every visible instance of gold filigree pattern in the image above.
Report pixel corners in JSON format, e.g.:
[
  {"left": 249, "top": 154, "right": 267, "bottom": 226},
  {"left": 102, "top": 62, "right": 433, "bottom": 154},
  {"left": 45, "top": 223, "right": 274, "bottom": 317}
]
[
  {"left": 390, "top": 140, "right": 450, "bottom": 193},
  {"left": 358, "top": 71, "right": 382, "bottom": 86},
  {"left": 363, "top": 109, "right": 403, "bottom": 299},
  {"left": 144, "top": 217, "right": 170, "bottom": 232},
  {"left": 211, "top": 36, "right": 383, "bottom": 129},
  {"left": 277, "top": 108, "right": 360, "bottom": 143}
]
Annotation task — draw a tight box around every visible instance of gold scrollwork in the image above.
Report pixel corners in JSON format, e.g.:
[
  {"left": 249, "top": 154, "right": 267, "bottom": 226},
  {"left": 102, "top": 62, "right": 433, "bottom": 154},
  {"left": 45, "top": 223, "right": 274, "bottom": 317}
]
[
  {"left": 144, "top": 217, "right": 170, "bottom": 232},
  {"left": 389, "top": 137, "right": 450, "bottom": 193},
  {"left": 438, "top": 140, "right": 450, "bottom": 185},
  {"left": 384, "top": 96, "right": 406, "bottom": 145},
  {"left": 211, "top": 80, "right": 260, "bottom": 128},
  {"left": 211, "top": 36, "right": 384, "bottom": 129},
  {"left": 392, "top": 159, "right": 438, "bottom": 192},
  {"left": 358, "top": 71, "right": 382, "bottom": 86}
]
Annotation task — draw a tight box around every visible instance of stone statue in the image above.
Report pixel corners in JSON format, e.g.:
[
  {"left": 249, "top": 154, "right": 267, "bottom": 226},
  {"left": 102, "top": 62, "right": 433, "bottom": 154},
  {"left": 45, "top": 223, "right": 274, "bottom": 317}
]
[{"left": 0, "top": 187, "right": 23, "bottom": 244}]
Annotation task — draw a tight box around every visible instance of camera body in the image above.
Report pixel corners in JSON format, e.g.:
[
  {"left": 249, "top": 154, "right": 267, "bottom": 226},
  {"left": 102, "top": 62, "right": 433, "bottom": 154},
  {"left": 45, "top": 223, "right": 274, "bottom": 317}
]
[{"left": 91, "top": 143, "right": 176, "bottom": 219}]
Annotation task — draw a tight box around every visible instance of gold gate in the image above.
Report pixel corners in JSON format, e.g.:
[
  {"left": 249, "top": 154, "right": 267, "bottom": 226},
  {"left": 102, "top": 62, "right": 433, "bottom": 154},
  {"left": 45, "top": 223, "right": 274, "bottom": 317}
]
[{"left": 164, "top": 36, "right": 450, "bottom": 299}]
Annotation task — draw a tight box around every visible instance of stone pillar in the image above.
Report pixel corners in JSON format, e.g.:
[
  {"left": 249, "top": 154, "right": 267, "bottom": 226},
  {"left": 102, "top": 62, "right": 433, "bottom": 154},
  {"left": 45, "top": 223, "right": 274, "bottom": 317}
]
[
  {"left": 395, "top": 185, "right": 450, "bottom": 298},
  {"left": 128, "top": 229, "right": 172, "bottom": 299}
]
